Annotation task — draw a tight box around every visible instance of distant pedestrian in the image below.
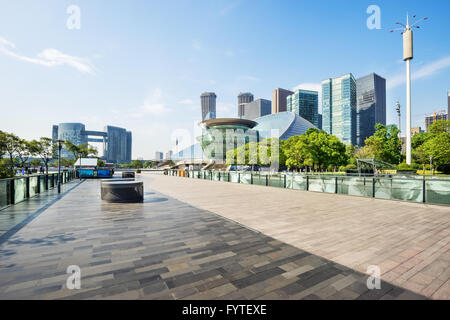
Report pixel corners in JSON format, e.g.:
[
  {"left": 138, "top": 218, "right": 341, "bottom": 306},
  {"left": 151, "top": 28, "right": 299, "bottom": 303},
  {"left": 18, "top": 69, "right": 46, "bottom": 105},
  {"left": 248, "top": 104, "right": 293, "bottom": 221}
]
[{"left": 21, "top": 167, "right": 25, "bottom": 176}]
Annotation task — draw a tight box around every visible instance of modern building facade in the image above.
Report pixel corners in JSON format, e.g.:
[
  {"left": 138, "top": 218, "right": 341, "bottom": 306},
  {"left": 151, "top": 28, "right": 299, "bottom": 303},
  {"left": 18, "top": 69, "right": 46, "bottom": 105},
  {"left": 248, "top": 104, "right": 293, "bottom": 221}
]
[
  {"left": 201, "top": 92, "right": 217, "bottom": 121},
  {"left": 272, "top": 88, "right": 293, "bottom": 114},
  {"left": 356, "top": 73, "right": 386, "bottom": 146},
  {"left": 171, "top": 112, "right": 317, "bottom": 161},
  {"left": 286, "top": 89, "right": 319, "bottom": 127},
  {"left": 322, "top": 74, "right": 357, "bottom": 145},
  {"left": 103, "top": 126, "right": 131, "bottom": 164},
  {"left": 52, "top": 123, "right": 131, "bottom": 163},
  {"left": 318, "top": 114, "right": 323, "bottom": 130},
  {"left": 425, "top": 113, "right": 448, "bottom": 132},
  {"left": 237, "top": 92, "right": 254, "bottom": 118},
  {"left": 155, "top": 152, "right": 163, "bottom": 161},
  {"left": 243, "top": 99, "right": 272, "bottom": 120}
]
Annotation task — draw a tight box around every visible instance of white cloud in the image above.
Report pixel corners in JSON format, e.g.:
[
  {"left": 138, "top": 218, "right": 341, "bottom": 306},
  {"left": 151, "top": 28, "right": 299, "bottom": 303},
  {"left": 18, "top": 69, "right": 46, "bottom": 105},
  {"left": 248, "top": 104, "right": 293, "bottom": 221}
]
[
  {"left": 133, "top": 88, "right": 172, "bottom": 117},
  {"left": 179, "top": 98, "right": 194, "bottom": 105},
  {"left": 0, "top": 36, "right": 95, "bottom": 74},
  {"left": 387, "top": 55, "right": 450, "bottom": 89}
]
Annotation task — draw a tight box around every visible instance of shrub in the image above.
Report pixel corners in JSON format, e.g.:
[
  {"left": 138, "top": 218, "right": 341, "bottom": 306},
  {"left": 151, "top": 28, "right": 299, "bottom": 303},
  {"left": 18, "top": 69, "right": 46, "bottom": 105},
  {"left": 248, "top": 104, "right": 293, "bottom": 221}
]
[
  {"left": 345, "top": 164, "right": 357, "bottom": 170},
  {"left": 397, "top": 163, "right": 411, "bottom": 170}
]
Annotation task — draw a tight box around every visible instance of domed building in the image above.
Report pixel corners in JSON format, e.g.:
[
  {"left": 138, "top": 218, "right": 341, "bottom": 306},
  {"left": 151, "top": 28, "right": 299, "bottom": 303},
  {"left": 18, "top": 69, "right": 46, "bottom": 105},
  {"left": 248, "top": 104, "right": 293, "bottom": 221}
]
[{"left": 171, "top": 112, "right": 317, "bottom": 166}]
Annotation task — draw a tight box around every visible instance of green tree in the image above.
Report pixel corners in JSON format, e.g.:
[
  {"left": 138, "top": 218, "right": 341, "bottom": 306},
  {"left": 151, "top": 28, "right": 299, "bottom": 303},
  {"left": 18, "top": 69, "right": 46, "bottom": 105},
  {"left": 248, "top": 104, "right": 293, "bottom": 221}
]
[
  {"left": 3, "top": 132, "right": 21, "bottom": 170},
  {"left": 16, "top": 139, "right": 33, "bottom": 168},
  {"left": 97, "top": 159, "right": 106, "bottom": 167},
  {"left": 29, "top": 137, "right": 56, "bottom": 174},
  {"left": 364, "top": 124, "right": 402, "bottom": 164},
  {"left": 30, "top": 158, "right": 43, "bottom": 167},
  {"left": 130, "top": 160, "right": 143, "bottom": 169}
]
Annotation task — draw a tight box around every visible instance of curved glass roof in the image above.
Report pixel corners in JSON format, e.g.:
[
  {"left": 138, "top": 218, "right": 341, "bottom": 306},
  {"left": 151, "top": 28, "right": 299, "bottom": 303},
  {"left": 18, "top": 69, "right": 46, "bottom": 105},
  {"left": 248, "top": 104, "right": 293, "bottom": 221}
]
[
  {"left": 172, "top": 112, "right": 317, "bottom": 160},
  {"left": 254, "top": 112, "right": 316, "bottom": 140}
]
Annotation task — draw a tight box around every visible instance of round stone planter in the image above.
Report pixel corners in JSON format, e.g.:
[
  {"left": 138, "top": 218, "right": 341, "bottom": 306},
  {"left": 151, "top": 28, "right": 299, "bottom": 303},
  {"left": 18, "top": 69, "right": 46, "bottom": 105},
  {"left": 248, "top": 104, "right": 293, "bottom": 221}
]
[{"left": 101, "top": 181, "right": 143, "bottom": 203}]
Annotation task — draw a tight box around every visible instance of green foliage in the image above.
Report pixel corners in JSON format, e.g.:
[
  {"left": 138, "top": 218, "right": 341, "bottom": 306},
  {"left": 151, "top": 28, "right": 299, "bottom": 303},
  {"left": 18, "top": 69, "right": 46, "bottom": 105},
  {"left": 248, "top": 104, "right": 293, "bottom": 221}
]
[
  {"left": 0, "top": 158, "right": 15, "bottom": 178},
  {"left": 130, "top": 160, "right": 143, "bottom": 169},
  {"left": 30, "top": 158, "right": 43, "bottom": 167},
  {"left": 284, "top": 129, "right": 347, "bottom": 170},
  {"left": 422, "top": 131, "right": 450, "bottom": 173},
  {"left": 29, "top": 137, "right": 55, "bottom": 173},
  {"left": 364, "top": 124, "right": 402, "bottom": 165},
  {"left": 97, "top": 159, "right": 106, "bottom": 167},
  {"left": 398, "top": 163, "right": 412, "bottom": 170}
]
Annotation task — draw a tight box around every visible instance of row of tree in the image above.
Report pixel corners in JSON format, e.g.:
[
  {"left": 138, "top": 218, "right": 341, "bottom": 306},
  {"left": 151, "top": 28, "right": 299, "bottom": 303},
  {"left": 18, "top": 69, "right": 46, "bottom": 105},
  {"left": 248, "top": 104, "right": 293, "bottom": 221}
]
[
  {"left": 0, "top": 131, "right": 100, "bottom": 178},
  {"left": 226, "top": 120, "right": 450, "bottom": 173}
]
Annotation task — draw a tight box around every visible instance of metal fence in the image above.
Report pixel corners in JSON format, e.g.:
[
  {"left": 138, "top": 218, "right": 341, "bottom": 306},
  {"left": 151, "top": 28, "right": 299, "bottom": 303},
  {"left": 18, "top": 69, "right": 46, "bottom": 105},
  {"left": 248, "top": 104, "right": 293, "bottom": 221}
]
[
  {"left": 0, "top": 170, "right": 76, "bottom": 210},
  {"left": 169, "top": 170, "right": 450, "bottom": 206}
]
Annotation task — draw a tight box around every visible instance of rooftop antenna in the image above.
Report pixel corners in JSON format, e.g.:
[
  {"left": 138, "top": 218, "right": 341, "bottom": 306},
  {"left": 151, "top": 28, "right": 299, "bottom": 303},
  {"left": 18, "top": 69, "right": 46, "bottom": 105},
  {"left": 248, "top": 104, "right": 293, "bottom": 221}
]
[{"left": 390, "top": 13, "right": 429, "bottom": 164}]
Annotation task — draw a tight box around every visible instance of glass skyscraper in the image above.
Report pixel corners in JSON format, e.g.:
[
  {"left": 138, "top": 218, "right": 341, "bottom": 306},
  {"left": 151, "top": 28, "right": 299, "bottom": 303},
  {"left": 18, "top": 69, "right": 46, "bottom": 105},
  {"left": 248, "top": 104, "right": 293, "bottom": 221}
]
[
  {"left": 356, "top": 73, "right": 386, "bottom": 146},
  {"left": 322, "top": 74, "right": 357, "bottom": 145},
  {"left": 243, "top": 99, "right": 272, "bottom": 120},
  {"left": 286, "top": 89, "right": 319, "bottom": 127},
  {"left": 201, "top": 92, "right": 217, "bottom": 121}
]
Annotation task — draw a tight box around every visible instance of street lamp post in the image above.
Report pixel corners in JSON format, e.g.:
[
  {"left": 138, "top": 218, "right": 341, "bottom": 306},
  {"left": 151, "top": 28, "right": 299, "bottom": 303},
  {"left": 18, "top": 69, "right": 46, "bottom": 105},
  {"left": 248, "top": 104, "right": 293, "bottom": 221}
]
[
  {"left": 56, "top": 140, "right": 64, "bottom": 194},
  {"left": 391, "top": 14, "right": 428, "bottom": 165}
]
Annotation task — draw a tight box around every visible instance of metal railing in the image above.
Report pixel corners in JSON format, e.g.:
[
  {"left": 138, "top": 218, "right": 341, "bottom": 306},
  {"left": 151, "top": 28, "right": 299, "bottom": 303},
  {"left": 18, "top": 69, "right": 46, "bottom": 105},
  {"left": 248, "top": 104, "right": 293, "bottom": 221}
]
[
  {"left": 0, "top": 170, "right": 76, "bottom": 210},
  {"left": 168, "top": 170, "right": 450, "bottom": 206}
]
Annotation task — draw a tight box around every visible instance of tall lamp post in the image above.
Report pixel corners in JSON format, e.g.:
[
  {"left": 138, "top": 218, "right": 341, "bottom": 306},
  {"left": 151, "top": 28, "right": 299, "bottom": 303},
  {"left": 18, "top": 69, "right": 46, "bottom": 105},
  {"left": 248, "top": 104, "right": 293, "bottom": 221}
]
[
  {"left": 391, "top": 13, "right": 428, "bottom": 164},
  {"left": 56, "top": 140, "right": 64, "bottom": 194}
]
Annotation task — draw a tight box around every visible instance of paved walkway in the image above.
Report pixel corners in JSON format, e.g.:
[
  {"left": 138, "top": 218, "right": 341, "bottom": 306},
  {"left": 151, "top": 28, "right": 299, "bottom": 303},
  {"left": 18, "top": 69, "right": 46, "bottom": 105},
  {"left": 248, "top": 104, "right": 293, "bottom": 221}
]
[
  {"left": 142, "top": 173, "right": 450, "bottom": 299},
  {"left": 0, "top": 180, "right": 81, "bottom": 241},
  {"left": 0, "top": 178, "right": 424, "bottom": 299}
]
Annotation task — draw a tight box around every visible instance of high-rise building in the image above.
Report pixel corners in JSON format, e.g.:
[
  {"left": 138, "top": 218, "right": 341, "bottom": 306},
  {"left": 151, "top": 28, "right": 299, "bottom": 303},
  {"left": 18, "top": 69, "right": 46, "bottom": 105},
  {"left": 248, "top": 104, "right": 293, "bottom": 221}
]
[
  {"left": 52, "top": 125, "right": 59, "bottom": 147},
  {"left": 155, "top": 152, "right": 163, "bottom": 161},
  {"left": 286, "top": 89, "right": 319, "bottom": 127},
  {"left": 272, "top": 88, "right": 293, "bottom": 114},
  {"left": 322, "top": 73, "right": 357, "bottom": 145},
  {"left": 201, "top": 92, "right": 217, "bottom": 121},
  {"left": 448, "top": 91, "right": 450, "bottom": 115},
  {"left": 425, "top": 113, "right": 448, "bottom": 132},
  {"left": 165, "top": 150, "right": 173, "bottom": 160},
  {"left": 318, "top": 114, "right": 323, "bottom": 130},
  {"left": 103, "top": 126, "right": 132, "bottom": 164},
  {"left": 126, "top": 131, "right": 132, "bottom": 163},
  {"left": 243, "top": 99, "right": 272, "bottom": 120},
  {"left": 356, "top": 73, "right": 386, "bottom": 146},
  {"left": 237, "top": 92, "right": 254, "bottom": 118},
  {"left": 56, "top": 123, "right": 87, "bottom": 158},
  {"left": 411, "top": 127, "right": 422, "bottom": 136}
]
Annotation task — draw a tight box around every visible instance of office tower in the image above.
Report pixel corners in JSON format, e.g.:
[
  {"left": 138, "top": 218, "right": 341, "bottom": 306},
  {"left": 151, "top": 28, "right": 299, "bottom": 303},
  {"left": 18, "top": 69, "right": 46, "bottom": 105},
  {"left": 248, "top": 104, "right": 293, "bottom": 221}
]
[
  {"left": 52, "top": 125, "right": 59, "bottom": 142},
  {"left": 322, "top": 73, "right": 357, "bottom": 145},
  {"left": 356, "top": 73, "right": 386, "bottom": 146},
  {"left": 238, "top": 92, "right": 254, "bottom": 118},
  {"left": 104, "top": 126, "right": 132, "bottom": 164},
  {"left": 286, "top": 89, "right": 319, "bottom": 127},
  {"left": 155, "top": 152, "right": 163, "bottom": 161},
  {"left": 201, "top": 92, "right": 217, "bottom": 121},
  {"left": 448, "top": 91, "right": 450, "bottom": 115},
  {"left": 165, "top": 150, "right": 173, "bottom": 160},
  {"left": 272, "top": 88, "right": 293, "bottom": 114},
  {"left": 425, "top": 113, "right": 448, "bottom": 132},
  {"left": 56, "top": 123, "right": 87, "bottom": 158},
  {"left": 243, "top": 99, "right": 272, "bottom": 120},
  {"left": 126, "top": 131, "right": 132, "bottom": 163},
  {"left": 318, "top": 114, "right": 323, "bottom": 130}
]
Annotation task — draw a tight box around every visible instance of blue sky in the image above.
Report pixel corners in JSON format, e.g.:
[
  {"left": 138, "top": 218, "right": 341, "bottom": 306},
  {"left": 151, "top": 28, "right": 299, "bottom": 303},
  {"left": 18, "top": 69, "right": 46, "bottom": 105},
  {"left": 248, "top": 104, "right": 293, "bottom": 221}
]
[{"left": 1, "top": 0, "right": 449, "bottom": 159}]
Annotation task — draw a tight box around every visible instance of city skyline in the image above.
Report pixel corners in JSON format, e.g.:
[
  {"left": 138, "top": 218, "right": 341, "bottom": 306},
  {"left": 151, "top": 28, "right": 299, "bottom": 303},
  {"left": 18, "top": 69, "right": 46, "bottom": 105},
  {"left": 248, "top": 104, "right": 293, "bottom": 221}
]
[{"left": 1, "top": 1, "right": 449, "bottom": 159}]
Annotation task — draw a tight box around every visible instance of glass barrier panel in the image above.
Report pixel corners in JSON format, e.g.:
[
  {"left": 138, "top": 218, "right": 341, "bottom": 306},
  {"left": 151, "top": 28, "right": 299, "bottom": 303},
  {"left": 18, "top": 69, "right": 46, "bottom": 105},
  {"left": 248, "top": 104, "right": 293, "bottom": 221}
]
[
  {"left": 269, "top": 174, "right": 283, "bottom": 188},
  {"left": 14, "top": 178, "right": 27, "bottom": 204},
  {"left": 391, "top": 179, "right": 422, "bottom": 202},
  {"left": 320, "top": 177, "right": 336, "bottom": 193},
  {"left": 213, "top": 172, "right": 220, "bottom": 181},
  {"left": 228, "top": 172, "right": 238, "bottom": 183},
  {"left": 338, "top": 177, "right": 372, "bottom": 197},
  {"left": 240, "top": 172, "right": 252, "bottom": 184},
  {"left": 0, "top": 180, "right": 11, "bottom": 209},
  {"left": 285, "top": 174, "right": 294, "bottom": 189},
  {"left": 308, "top": 176, "right": 323, "bottom": 192},
  {"left": 40, "top": 175, "right": 46, "bottom": 192},
  {"left": 252, "top": 173, "right": 265, "bottom": 186},
  {"left": 426, "top": 180, "right": 450, "bottom": 205},
  {"left": 29, "top": 176, "right": 38, "bottom": 197},
  {"left": 375, "top": 178, "right": 392, "bottom": 200},
  {"left": 292, "top": 175, "right": 306, "bottom": 190}
]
